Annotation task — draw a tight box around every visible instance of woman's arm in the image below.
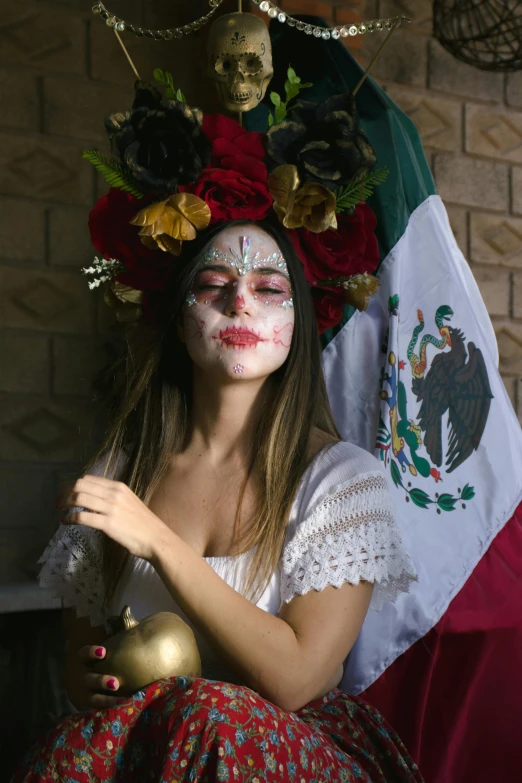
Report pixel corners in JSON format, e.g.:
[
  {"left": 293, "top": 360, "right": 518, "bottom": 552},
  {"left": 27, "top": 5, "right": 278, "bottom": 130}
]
[
  {"left": 151, "top": 529, "right": 373, "bottom": 712},
  {"left": 63, "top": 609, "right": 127, "bottom": 712}
]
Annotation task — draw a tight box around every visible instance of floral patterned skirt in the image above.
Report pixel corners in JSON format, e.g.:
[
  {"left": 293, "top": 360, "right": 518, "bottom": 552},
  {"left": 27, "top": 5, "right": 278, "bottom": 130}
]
[{"left": 11, "top": 677, "right": 424, "bottom": 783}]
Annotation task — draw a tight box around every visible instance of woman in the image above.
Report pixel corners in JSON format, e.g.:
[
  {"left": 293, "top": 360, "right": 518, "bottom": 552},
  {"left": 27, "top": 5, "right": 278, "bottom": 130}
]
[{"left": 12, "top": 219, "right": 422, "bottom": 782}]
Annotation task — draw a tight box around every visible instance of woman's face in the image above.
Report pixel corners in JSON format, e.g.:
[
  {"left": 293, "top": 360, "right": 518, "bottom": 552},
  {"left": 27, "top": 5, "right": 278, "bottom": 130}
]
[{"left": 179, "top": 225, "right": 295, "bottom": 382}]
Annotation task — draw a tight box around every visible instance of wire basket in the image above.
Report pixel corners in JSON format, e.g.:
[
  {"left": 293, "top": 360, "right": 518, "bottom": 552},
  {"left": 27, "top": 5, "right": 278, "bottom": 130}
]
[{"left": 433, "top": 0, "right": 522, "bottom": 72}]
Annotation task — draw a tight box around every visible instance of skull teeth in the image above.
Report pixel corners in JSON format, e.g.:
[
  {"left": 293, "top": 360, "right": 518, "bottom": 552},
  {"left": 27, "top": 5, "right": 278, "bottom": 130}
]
[{"left": 229, "top": 92, "right": 252, "bottom": 102}]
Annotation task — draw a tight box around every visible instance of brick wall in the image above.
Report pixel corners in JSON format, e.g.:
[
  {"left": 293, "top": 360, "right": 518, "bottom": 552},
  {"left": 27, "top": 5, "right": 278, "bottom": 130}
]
[
  {"left": 0, "top": 0, "right": 216, "bottom": 583},
  {"left": 1, "top": 0, "right": 521, "bottom": 586}
]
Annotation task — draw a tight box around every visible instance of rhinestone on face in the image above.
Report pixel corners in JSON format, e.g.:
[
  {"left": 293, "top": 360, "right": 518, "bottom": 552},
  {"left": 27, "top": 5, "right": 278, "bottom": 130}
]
[
  {"left": 264, "top": 301, "right": 270, "bottom": 306},
  {"left": 259, "top": 1, "right": 270, "bottom": 11},
  {"left": 204, "top": 300, "right": 211, "bottom": 306},
  {"left": 186, "top": 292, "right": 197, "bottom": 307},
  {"left": 233, "top": 364, "right": 244, "bottom": 374}
]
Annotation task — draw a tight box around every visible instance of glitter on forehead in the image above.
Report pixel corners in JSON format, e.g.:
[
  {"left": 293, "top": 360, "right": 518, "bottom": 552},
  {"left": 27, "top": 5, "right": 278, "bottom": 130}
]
[{"left": 202, "top": 234, "right": 288, "bottom": 276}]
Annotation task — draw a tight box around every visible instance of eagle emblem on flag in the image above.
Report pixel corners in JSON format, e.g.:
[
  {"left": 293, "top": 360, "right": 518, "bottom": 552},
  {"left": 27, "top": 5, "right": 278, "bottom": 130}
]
[{"left": 377, "top": 295, "right": 493, "bottom": 512}]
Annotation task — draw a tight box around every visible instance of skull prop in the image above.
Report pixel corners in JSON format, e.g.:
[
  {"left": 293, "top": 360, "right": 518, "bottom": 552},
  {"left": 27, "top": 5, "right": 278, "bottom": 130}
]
[{"left": 207, "top": 13, "right": 274, "bottom": 113}]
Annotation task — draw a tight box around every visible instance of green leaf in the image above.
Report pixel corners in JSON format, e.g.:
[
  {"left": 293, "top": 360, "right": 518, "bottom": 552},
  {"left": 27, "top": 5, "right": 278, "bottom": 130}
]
[
  {"left": 153, "top": 68, "right": 165, "bottom": 84},
  {"left": 390, "top": 460, "right": 403, "bottom": 489},
  {"left": 176, "top": 88, "right": 186, "bottom": 102},
  {"left": 437, "top": 493, "right": 458, "bottom": 512},
  {"left": 270, "top": 91, "right": 282, "bottom": 107},
  {"left": 287, "top": 66, "right": 298, "bottom": 83},
  {"left": 164, "top": 87, "right": 175, "bottom": 99},
  {"left": 461, "top": 484, "right": 475, "bottom": 501},
  {"left": 267, "top": 113, "right": 274, "bottom": 128},
  {"left": 165, "top": 70, "right": 174, "bottom": 88},
  {"left": 286, "top": 83, "right": 301, "bottom": 103},
  {"left": 336, "top": 167, "right": 390, "bottom": 212},
  {"left": 275, "top": 104, "right": 287, "bottom": 124},
  {"left": 82, "top": 150, "right": 145, "bottom": 198},
  {"left": 409, "top": 488, "right": 433, "bottom": 509}
]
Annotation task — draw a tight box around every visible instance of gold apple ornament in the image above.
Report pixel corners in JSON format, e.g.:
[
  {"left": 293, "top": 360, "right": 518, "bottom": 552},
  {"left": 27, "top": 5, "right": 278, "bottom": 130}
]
[{"left": 94, "top": 605, "right": 202, "bottom": 696}]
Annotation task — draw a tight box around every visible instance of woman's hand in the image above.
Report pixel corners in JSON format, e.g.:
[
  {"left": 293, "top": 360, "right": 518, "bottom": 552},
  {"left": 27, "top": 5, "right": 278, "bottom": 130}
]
[
  {"left": 58, "top": 475, "right": 172, "bottom": 562},
  {"left": 76, "top": 645, "right": 129, "bottom": 710}
]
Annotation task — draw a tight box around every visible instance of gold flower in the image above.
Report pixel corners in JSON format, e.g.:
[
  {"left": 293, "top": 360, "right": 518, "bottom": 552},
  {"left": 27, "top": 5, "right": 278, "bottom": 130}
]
[
  {"left": 342, "top": 273, "right": 380, "bottom": 311},
  {"left": 130, "top": 193, "right": 211, "bottom": 255},
  {"left": 268, "top": 164, "right": 337, "bottom": 233},
  {"left": 104, "top": 280, "right": 144, "bottom": 323}
]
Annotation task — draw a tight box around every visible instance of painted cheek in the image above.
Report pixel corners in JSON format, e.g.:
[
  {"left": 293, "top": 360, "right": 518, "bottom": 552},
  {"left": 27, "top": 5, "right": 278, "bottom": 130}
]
[
  {"left": 272, "top": 322, "right": 294, "bottom": 348},
  {"left": 184, "top": 314, "right": 206, "bottom": 339}
]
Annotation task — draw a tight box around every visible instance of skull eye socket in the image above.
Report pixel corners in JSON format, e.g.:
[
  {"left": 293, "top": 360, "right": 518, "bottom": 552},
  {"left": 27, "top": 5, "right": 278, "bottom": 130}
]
[
  {"left": 241, "top": 53, "right": 263, "bottom": 74},
  {"left": 215, "top": 57, "right": 236, "bottom": 76}
]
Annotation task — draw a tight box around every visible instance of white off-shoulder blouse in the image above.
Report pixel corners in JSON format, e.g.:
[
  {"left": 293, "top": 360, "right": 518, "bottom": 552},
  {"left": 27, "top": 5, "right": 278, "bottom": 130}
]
[{"left": 38, "top": 441, "right": 417, "bottom": 685}]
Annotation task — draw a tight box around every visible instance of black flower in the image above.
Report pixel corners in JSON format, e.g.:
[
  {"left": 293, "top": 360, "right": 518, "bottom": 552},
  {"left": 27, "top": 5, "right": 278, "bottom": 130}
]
[
  {"left": 104, "top": 81, "right": 211, "bottom": 193},
  {"left": 265, "top": 93, "right": 376, "bottom": 191}
]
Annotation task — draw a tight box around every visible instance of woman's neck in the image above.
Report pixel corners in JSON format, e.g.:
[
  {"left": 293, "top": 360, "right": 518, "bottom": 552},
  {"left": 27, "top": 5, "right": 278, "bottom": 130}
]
[{"left": 186, "top": 369, "right": 270, "bottom": 464}]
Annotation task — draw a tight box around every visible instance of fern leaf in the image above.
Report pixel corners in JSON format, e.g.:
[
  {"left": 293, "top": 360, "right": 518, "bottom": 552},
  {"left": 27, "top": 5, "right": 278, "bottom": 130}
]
[
  {"left": 82, "top": 150, "right": 145, "bottom": 198},
  {"left": 336, "top": 166, "right": 390, "bottom": 212}
]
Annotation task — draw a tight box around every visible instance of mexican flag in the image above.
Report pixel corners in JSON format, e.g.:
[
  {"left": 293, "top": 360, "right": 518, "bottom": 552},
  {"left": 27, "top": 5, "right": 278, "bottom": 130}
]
[{"left": 248, "top": 18, "right": 522, "bottom": 783}]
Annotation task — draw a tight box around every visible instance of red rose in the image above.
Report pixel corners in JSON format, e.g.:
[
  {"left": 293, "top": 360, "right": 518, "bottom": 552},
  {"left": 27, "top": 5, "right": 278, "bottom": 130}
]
[
  {"left": 312, "top": 290, "right": 345, "bottom": 334},
  {"left": 185, "top": 167, "right": 273, "bottom": 223},
  {"left": 88, "top": 188, "right": 174, "bottom": 291},
  {"left": 289, "top": 204, "right": 380, "bottom": 285},
  {"left": 203, "top": 114, "right": 268, "bottom": 184}
]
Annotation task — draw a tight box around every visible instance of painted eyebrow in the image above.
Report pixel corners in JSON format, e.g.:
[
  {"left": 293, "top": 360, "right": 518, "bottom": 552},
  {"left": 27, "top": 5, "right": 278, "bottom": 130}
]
[{"left": 199, "top": 264, "right": 291, "bottom": 282}]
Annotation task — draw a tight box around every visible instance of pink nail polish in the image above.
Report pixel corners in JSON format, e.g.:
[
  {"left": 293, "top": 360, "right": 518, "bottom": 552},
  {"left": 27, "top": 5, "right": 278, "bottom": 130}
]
[
  {"left": 94, "top": 647, "right": 104, "bottom": 658},
  {"left": 107, "top": 678, "right": 117, "bottom": 690}
]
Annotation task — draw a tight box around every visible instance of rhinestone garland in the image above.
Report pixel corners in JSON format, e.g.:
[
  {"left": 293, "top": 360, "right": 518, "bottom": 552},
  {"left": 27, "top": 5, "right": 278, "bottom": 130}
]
[
  {"left": 252, "top": 1, "right": 407, "bottom": 40},
  {"left": 91, "top": 0, "right": 225, "bottom": 39},
  {"left": 91, "top": 0, "right": 407, "bottom": 41}
]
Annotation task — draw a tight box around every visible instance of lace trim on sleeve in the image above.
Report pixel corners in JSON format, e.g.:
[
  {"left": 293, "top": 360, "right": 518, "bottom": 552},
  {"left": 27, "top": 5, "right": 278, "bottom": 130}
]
[
  {"left": 37, "top": 522, "right": 108, "bottom": 628},
  {"left": 281, "top": 472, "right": 417, "bottom": 612}
]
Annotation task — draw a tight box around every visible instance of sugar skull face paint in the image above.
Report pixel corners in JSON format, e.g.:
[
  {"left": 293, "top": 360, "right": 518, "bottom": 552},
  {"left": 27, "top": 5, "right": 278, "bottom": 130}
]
[{"left": 180, "top": 225, "right": 295, "bottom": 382}]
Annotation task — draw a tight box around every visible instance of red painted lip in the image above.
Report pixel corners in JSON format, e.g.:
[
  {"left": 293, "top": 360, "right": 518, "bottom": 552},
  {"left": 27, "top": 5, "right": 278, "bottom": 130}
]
[{"left": 216, "top": 326, "right": 264, "bottom": 345}]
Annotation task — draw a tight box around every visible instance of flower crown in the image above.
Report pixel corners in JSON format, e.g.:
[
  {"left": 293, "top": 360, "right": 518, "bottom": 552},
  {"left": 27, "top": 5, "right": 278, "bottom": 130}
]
[{"left": 83, "top": 67, "right": 388, "bottom": 334}]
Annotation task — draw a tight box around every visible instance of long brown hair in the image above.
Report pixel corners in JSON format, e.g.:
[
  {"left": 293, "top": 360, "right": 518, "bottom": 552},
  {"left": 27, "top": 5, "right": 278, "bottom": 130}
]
[{"left": 85, "top": 218, "right": 341, "bottom": 610}]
